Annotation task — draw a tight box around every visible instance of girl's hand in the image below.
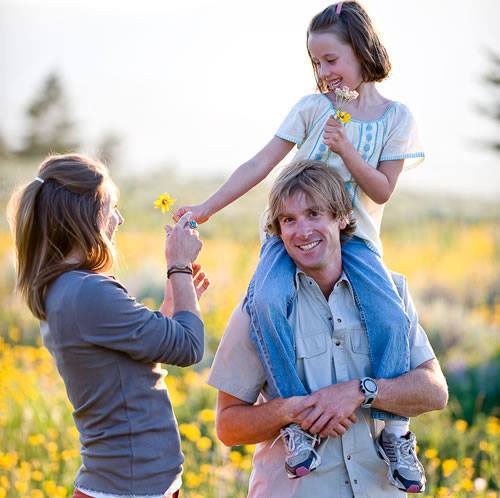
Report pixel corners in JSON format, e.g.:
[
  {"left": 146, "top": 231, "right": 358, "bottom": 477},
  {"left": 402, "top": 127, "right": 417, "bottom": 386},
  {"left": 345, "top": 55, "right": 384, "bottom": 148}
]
[
  {"left": 174, "top": 203, "right": 211, "bottom": 224},
  {"left": 163, "top": 263, "right": 210, "bottom": 316},
  {"left": 323, "top": 116, "right": 352, "bottom": 157}
]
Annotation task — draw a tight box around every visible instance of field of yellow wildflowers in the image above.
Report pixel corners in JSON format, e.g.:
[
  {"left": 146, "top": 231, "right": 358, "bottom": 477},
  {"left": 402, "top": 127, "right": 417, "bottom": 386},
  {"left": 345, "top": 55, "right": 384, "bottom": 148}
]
[{"left": 0, "top": 164, "right": 499, "bottom": 497}]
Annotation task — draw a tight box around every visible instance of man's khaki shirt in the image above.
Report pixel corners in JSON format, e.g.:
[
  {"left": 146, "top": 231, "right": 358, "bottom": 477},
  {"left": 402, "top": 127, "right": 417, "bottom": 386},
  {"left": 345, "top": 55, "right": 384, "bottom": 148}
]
[{"left": 208, "top": 271, "right": 435, "bottom": 498}]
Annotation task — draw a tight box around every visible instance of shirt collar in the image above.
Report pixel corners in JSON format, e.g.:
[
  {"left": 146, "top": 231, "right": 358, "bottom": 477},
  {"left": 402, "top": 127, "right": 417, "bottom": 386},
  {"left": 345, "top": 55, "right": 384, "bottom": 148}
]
[{"left": 295, "top": 267, "right": 353, "bottom": 298}]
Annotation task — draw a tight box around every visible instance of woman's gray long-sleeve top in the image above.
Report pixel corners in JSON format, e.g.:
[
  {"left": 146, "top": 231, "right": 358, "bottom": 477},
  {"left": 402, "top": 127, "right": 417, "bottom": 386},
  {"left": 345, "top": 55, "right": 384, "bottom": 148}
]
[{"left": 40, "top": 270, "right": 204, "bottom": 495}]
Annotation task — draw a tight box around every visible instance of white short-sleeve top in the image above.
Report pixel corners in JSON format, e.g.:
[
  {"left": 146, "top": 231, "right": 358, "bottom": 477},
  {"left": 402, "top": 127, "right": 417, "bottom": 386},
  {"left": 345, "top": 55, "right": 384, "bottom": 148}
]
[{"left": 276, "top": 93, "right": 424, "bottom": 255}]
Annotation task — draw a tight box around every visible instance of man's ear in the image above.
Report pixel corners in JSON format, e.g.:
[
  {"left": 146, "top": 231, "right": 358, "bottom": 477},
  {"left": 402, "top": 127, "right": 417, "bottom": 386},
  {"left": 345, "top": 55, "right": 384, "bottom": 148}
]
[{"left": 338, "top": 216, "right": 348, "bottom": 230}]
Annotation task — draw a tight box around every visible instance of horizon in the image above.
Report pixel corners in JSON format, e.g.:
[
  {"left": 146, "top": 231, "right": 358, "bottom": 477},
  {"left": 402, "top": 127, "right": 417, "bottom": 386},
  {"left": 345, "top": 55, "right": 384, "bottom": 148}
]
[{"left": 2, "top": 0, "right": 500, "bottom": 198}]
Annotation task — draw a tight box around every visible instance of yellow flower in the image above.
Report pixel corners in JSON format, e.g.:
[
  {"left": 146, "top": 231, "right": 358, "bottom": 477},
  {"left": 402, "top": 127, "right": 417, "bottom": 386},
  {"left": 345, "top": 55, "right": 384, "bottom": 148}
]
[
  {"left": 479, "top": 440, "right": 490, "bottom": 452},
  {"left": 462, "top": 457, "right": 474, "bottom": 468},
  {"left": 14, "top": 481, "right": 29, "bottom": 494},
  {"left": 184, "top": 471, "right": 203, "bottom": 488},
  {"left": 442, "top": 458, "right": 458, "bottom": 477},
  {"left": 460, "top": 478, "right": 473, "bottom": 492},
  {"left": 178, "top": 423, "right": 201, "bottom": 442},
  {"left": 424, "top": 448, "right": 438, "bottom": 459},
  {"left": 196, "top": 436, "right": 212, "bottom": 452},
  {"left": 336, "top": 110, "right": 351, "bottom": 124},
  {"left": 199, "top": 408, "right": 215, "bottom": 423},
  {"left": 229, "top": 450, "right": 242, "bottom": 464},
  {"left": 154, "top": 193, "right": 176, "bottom": 214},
  {"left": 486, "top": 416, "right": 499, "bottom": 436},
  {"left": 28, "top": 434, "right": 45, "bottom": 446},
  {"left": 454, "top": 419, "right": 468, "bottom": 433},
  {"left": 32, "top": 470, "right": 43, "bottom": 481}
]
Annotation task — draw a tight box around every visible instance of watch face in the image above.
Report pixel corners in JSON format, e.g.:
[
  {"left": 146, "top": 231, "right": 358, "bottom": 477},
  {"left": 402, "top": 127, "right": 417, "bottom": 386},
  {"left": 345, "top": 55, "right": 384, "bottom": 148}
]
[{"left": 363, "top": 378, "right": 377, "bottom": 394}]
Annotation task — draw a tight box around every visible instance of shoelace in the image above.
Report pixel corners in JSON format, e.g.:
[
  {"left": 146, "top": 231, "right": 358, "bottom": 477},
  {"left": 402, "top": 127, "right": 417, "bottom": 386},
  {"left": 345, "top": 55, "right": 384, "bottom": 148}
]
[
  {"left": 385, "top": 434, "right": 422, "bottom": 471},
  {"left": 272, "top": 426, "right": 320, "bottom": 458}
]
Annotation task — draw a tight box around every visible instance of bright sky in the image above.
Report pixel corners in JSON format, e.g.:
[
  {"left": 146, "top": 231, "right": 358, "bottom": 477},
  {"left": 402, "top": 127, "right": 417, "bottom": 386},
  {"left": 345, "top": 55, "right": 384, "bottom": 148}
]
[{"left": 2, "top": 0, "right": 500, "bottom": 197}]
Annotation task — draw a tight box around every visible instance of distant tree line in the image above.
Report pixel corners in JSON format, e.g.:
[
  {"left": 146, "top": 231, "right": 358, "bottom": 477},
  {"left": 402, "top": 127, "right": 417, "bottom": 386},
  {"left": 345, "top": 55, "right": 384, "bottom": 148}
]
[{"left": 0, "top": 72, "right": 121, "bottom": 166}]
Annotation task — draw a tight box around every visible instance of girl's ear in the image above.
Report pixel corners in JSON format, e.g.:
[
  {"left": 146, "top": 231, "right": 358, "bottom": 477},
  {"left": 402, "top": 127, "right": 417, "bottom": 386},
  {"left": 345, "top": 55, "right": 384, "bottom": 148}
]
[{"left": 338, "top": 216, "right": 348, "bottom": 230}]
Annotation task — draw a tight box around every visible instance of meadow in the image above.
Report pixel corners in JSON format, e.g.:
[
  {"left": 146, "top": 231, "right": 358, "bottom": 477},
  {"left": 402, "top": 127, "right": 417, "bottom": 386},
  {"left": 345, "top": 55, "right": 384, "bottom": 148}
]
[{"left": 0, "top": 162, "right": 499, "bottom": 497}]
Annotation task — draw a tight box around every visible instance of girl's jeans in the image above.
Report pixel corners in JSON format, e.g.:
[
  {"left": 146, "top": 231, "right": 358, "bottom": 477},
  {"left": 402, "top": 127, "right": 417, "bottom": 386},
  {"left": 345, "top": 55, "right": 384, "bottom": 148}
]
[{"left": 245, "top": 235, "right": 410, "bottom": 421}]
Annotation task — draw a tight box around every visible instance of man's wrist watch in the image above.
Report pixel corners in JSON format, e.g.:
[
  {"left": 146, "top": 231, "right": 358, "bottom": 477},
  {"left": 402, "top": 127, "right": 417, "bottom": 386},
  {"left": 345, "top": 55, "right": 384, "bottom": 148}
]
[
  {"left": 359, "top": 377, "right": 378, "bottom": 408},
  {"left": 167, "top": 264, "right": 193, "bottom": 279}
]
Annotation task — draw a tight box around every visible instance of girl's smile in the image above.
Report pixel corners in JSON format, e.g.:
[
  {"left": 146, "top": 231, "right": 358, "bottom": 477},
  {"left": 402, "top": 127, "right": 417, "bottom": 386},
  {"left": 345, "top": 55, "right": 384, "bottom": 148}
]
[{"left": 307, "top": 31, "right": 363, "bottom": 93}]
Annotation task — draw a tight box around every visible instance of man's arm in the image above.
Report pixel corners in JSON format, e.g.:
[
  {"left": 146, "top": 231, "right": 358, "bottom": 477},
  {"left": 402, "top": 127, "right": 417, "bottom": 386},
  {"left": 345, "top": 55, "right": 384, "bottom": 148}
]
[
  {"left": 216, "top": 391, "right": 305, "bottom": 446},
  {"left": 292, "top": 359, "right": 448, "bottom": 437},
  {"left": 374, "top": 358, "right": 448, "bottom": 417}
]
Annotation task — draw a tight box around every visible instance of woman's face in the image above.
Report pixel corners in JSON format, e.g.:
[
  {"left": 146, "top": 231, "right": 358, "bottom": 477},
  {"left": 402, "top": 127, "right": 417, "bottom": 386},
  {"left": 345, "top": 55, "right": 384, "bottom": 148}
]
[{"left": 101, "top": 182, "right": 124, "bottom": 242}]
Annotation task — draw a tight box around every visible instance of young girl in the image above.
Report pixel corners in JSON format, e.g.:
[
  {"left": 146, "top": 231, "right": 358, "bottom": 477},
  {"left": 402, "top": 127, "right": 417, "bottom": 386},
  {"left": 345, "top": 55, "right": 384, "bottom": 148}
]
[
  {"left": 177, "top": 1, "right": 425, "bottom": 493},
  {"left": 8, "top": 154, "right": 209, "bottom": 498}
]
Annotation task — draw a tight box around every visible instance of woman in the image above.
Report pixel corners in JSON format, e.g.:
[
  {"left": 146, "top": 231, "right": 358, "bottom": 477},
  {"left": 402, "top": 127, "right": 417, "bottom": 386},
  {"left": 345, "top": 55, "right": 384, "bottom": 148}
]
[{"left": 7, "top": 153, "right": 209, "bottom": 498}]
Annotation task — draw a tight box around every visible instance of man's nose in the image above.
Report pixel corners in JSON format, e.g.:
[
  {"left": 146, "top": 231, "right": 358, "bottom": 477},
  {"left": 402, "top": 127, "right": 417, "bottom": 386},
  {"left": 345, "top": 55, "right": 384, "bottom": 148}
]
[{"left": 296, "top": 218, "right": 312, "bottom": 239}]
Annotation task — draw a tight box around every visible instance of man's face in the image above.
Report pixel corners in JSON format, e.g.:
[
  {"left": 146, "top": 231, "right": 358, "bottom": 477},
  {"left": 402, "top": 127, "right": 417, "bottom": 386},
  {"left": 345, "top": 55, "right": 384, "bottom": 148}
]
[{"left": 278, "top": 191, "right": 346, "bottom": 276}]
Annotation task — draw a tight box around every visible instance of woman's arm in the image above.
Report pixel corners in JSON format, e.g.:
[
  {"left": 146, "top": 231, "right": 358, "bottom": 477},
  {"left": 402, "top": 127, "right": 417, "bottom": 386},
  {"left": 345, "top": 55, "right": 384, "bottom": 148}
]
[{"left": 175, "top": 137, "right": 294, "bottom": 223}]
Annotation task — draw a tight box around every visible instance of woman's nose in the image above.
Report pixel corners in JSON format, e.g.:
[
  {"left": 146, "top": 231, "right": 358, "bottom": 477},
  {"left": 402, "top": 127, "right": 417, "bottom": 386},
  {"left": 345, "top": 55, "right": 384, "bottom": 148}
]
[{"left": 117, "top": 209, "right": 124, "bottom": 225}]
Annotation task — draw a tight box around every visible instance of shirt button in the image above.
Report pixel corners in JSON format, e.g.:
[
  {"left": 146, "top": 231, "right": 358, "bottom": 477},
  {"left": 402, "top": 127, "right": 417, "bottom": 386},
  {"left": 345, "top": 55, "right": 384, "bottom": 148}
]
[
  {"left": 335, "top": 340, "right": 341, "bottom": 346},
  {"left": 337, "top": 318, "right": 342, "bottom": 323},
  {"left": 347, "top": 455, "right": 351, "bottom": 460},
  {"left": 354, "top": 479, "right": 358, "bottom": 484}
]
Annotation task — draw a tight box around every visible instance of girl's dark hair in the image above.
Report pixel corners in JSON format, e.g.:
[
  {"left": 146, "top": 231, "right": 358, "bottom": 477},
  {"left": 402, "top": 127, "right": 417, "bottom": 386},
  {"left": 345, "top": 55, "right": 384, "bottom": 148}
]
[
  {"left": 7, "top": 153, "right": 116, "bottom": 320},
  {"left": 307, "top": 1, "right": 391, "bottom": 92}
]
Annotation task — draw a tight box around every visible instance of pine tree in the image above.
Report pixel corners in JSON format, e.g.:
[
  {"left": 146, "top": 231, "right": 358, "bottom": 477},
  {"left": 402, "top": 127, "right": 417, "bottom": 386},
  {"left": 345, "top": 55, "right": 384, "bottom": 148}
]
[{"left": 18, "top": 73, "right": 79, "bottom": 157}]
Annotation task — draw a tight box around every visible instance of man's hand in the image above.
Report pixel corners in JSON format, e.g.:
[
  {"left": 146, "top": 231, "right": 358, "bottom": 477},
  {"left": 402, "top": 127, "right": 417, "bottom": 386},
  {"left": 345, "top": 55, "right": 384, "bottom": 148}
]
[
  {"left": 323, "top": 115, "right": 352, "bottom": 157},
  {"left": 291, "top": 380, "right": 362, "bottom": 438}
]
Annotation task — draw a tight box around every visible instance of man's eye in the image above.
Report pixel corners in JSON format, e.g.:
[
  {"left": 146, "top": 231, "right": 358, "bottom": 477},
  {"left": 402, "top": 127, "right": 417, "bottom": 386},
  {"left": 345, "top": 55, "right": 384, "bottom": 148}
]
[{"left": 327, "top": 59, "right": 337, "bottom": 64}]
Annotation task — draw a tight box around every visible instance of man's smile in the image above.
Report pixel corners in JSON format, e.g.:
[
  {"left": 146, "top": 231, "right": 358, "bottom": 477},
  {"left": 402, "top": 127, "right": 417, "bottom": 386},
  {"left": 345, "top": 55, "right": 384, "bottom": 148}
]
[{"left": 296, "top": 240, "right": 321, "bottom": 252}]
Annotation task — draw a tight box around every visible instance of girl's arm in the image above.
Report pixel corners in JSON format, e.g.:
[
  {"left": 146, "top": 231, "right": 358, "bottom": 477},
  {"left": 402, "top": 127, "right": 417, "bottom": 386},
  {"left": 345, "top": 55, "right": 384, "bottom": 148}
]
[
  {"left": 323, "top": 116, "right": 403, "bottom": 204},
  {"left": 175, "top": 137, "right": 294, "bottom": 223}
]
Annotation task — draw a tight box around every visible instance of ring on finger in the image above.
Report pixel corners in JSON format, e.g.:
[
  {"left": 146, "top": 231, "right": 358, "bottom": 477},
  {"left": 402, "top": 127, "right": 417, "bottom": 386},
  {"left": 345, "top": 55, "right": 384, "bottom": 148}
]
[{"left": 188, "top": 220, "right": 198, "bottom": 229}]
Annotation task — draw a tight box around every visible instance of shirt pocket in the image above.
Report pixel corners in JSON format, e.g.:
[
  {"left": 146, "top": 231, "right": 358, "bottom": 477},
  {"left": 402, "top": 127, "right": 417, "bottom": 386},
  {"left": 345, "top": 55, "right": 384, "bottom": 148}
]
[
  {"left": 349, "top": 328, "right": 370, "bottom": 356},
  {"left": 296, "top": 332, "right": 327, "bottom": 358},
  {"left": 296, "top": 332, "right": 332, "bottom": 392}
]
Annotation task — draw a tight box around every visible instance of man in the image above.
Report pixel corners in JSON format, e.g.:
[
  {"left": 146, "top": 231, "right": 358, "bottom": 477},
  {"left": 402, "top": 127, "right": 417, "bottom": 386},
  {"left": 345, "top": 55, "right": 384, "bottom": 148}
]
[{"left": 208, "top": 160, "right": 448, "bottom": 497}]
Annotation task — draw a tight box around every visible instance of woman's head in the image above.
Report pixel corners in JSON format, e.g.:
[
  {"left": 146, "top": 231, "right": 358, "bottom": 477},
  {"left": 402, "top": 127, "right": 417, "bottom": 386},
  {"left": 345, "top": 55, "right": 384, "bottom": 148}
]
[
  {"left": 307, "top": 2, "right": 391, "bottom": 93},
  {"left": 7, "top": 153, "right": 122, "bottom": 320}
]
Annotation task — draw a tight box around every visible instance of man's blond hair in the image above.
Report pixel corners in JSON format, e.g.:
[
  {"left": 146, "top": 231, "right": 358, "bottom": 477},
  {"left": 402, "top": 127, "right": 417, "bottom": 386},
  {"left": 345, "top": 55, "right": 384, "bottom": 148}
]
[{"left": 265, "top": 160, "right": 356, "bottom": 239}]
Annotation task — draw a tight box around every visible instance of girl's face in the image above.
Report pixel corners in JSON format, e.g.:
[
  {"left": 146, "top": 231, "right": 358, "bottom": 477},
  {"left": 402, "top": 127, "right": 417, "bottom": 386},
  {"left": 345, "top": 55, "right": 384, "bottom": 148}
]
[
  {"left": 101, "top": 182, "right": 124, "bottom": 242},
  {"left": 307, "top": 31, "right": 363, "bottom": 92}
]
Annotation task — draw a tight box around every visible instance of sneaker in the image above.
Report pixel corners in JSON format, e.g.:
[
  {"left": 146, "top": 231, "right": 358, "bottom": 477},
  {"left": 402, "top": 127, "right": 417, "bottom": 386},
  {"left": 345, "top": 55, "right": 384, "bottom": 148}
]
[
  {"left": 273, "top": 423, "right": 321, "bottom": 479},
  {"left": 375, "top": 430, "right": 426, "bottom": 493}
]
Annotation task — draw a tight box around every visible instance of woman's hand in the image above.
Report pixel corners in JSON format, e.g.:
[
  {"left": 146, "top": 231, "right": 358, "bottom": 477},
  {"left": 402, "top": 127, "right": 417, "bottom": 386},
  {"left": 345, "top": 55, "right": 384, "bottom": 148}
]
[
  {"left": 322, "top": 116, "right": 352, "bottom": 157},
  {"left": 165, "top": 212, "right": 203, "bottom": 267},
  {"left": 174, "top": 203, "right": 211, "bottom": 224},
  {"left": 162, "top": 263, "right": 210, "bottom": 316},
  {"left": 192, "top": 263, "right": 210, "bottom": 300}
]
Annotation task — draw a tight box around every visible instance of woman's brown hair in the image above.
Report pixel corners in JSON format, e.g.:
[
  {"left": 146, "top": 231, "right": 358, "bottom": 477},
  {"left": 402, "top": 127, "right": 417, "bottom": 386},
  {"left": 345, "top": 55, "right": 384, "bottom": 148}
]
[
  {"left": 307, "top": 1, "right": 391, "bottom": 92},
  {"left": 7, "top": 153, "right": 116, "bottom": 320}
]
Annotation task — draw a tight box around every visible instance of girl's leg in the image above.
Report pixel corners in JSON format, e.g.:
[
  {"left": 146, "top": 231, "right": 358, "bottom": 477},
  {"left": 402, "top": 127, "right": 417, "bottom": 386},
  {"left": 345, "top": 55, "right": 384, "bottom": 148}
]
[
  {"left": 341, "top": 236, "right": 410, "bottom": 421},
  {"left": 246, "top": 236, "right": 308, "bottom": 399}
]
